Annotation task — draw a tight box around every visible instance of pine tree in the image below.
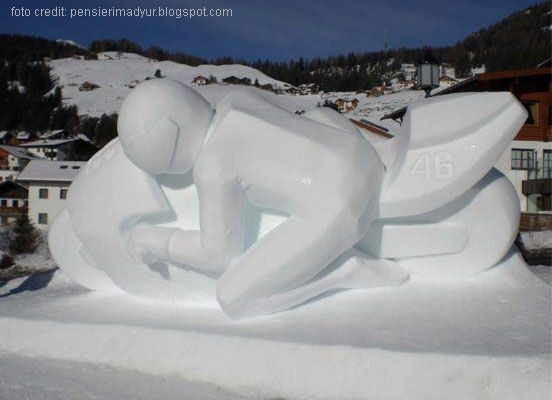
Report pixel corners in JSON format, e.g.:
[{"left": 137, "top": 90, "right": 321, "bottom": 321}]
[{"left": 5, "top": 214, "right": 40, "bottom": 255}]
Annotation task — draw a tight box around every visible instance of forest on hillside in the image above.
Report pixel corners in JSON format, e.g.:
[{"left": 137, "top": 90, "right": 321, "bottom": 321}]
[
  {"left": 0, "top": 49, "right": 116, "bottom": 146},
  {"left": 84, "top": 2, "right": 552, "bottom": 91}
]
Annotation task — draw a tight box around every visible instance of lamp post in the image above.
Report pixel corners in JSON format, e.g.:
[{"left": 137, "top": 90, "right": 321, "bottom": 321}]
[{"left": 417, "top": 53, "right": 440, "bottom": 97}]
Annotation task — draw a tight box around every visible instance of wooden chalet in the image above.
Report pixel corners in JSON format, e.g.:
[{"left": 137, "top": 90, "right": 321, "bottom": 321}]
[
  {"left": 192, "top": 75, "right": 208, "bottom": 85},
  {"left": 0, "top": 181, "right": 28, "bottom": 224}
]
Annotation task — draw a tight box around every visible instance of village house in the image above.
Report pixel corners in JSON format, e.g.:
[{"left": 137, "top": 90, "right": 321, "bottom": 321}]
[
  {"left": 0, "top": 145, "right": 36, "bottom": 182},
  {"left": 21, "top": 137, "right": 97, "bottom": 161},
  {"left": 285, "top": 87, "right": 300, "bottom": 95},
  {"left": 439, "top": 75, "right": 458, "bottom": 84},
  {"left": 17, "top": 160, "right": 84, "bottom": 228},
  {"left": 192, "top": 75, "right": 208, "bottom": 86},
  {"left": 0, "top": 181, "right": 28, "bottom": 225},
  {"left": 299, "top": 83, "right": 320, "bottom": 95},
  {"left": 260, "top": 83, "right": 274, "bottom": 91},
  {"left": 381, "top": 65, "right": 552, "bottom": 216},
  {"left": 15, "top": 131, "right": 31, "bottom": 143},
  {"left": 222, "top": 76, "right": 252, "bottom": 86},
  {"left": 366, "top": 87, "right": 386, "bottom": 97},
  {"left": 97, "top": 53, "right": 114, "bottom": 60},
  {"left": 335, "top": 98, "right": 359, "bottom": 113},
  {"left": 38, "top": 129, "right": 69, "bottom": 140}
]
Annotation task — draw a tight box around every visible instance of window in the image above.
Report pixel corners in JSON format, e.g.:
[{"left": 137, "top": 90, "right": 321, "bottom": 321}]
[
  {"left": 522, "top": 101, "right": 539, "bottom": 126},
  {"left": 511, "top": 149, "right": 535, "bottom": 170},
  {"left": 11, "top": 200, "right": 17, "bottom": 207},
  {"left": 0, "top": 200, "right": 6, "bottom": 207},
  {"left": 39, "top": 188, "right": 49, "bottom": 199},
  {"left": 544, "top": 150, "right": 552, "bottom": 179},
  {"left": 0, "top": 217, "right": 7, "bottom": 225},
  {"left": 38, "top": 213, "right": 48, "bottom": 225},
  {"left": 60, "top": 188, "right": 67, "bottom": 200}
]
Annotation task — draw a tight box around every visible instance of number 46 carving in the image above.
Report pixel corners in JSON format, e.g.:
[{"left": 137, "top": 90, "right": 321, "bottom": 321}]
[{"left": 410, "top": 152, "right": 455, "bottom": 180}]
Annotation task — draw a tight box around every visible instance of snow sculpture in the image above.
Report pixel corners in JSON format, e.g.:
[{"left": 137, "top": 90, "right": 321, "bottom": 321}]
[{"left": 49, "top": 79, "right": 527, "bottom": 319}]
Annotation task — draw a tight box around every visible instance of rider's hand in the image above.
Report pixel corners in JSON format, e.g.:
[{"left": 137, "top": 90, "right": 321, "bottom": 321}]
[{"left": 126, "top": 223, "right": 175, "bottom": 265}]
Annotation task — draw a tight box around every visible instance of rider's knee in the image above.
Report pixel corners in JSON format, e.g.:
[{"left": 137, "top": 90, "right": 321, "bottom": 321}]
[{"left": 216, "top": 281, "right": 252, "bottom": 319}]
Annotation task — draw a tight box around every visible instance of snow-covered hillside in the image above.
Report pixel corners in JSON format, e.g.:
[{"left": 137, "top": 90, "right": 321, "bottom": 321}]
[
  {"left": 51, "top": 53, "right": 291, "bottom": 117},
  {"left": 50, "top": 52, "right": 458, "bottom": 135}
]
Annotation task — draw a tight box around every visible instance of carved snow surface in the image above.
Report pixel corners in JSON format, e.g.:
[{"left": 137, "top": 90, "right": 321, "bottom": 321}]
[{"left": 49, "top": 80, "right": 528, "bottom": 319}]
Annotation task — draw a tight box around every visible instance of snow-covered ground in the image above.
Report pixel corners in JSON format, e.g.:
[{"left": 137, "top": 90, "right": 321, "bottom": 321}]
[
  {"left": 0, "top": 353, "right": 249, "bottom": 400},
  {"left": 321, "top": 89, "right": 425, "bottom": 133},
  {"left": 0, "top": 250, "right": 550, "bottom": 400}
]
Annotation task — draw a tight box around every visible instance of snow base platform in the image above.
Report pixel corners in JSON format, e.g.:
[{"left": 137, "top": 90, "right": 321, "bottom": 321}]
[{"left": 0, "top": 251, "right": 550, "bottom": 400}]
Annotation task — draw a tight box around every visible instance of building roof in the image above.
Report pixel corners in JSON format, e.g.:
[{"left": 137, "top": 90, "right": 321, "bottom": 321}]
[
  {"left": 77, "top": 134, "right": 91, "bottom": 142},
  {"left": 16, "top": 131, "right": 30, "bottom": 140},
  {"left": 17, "top": 160, "right": 85, "bottom": 183},
  {"left": 0, "top": 180, "right": 28, "bottom": 199},
  {"left": 39, "top": 129, "right": 65, "bottom": 139},
  {"left": 21, "top": 138, "right": 79, "bottom": 148},
  {"left": 337, "top": 97, "right": 359, "bottom": 103},
  {"left": 0, "top": 145, "right": 35, "bottom": 159},
  {"left": 0, "top": 131, "right": 8, "bottom": 139}
]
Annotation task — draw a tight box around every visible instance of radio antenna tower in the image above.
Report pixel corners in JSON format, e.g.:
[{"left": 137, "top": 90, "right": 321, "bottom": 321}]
[{"left": 384, "top": 29, "right": 389, "bottom": 52}]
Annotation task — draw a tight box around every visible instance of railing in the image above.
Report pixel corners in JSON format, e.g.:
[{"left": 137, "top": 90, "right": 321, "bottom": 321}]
[
  {"left": 520, "top": 213, "right": 552, "bottom": 231},
  {"left": 0, "top": 206, "right": 27, "bottom": 214}
]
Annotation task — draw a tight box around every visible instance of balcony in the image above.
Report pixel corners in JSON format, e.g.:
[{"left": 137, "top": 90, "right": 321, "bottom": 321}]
[
  {"left": 0, "top": 206, "right": 27, "bottom": 215},
  {"left": 523, "top": 164, "right": 552, "bottom": 196}
]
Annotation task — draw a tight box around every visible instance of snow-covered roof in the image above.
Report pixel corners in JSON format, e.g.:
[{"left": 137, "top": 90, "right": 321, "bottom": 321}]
[
  {"left": 0, "top": 131, "right": 8, "bottom": 139},
  {"left": 56, "top": 39, "right": 84, "bottom": 49},
  {"left": 21, "top": 138, "right": 79, "bottom": 148},
  {"left": 17, "top": 160, "right": 85, "bottom": 183},
  {"left": 77, "top": 134, "right": 91, "bottom": 142},
  {"left": 0, "top": 145, "right": 35, "bottom": 159},
  {"left": 39, "top": 129, "right": 65, "bottom": 139},
  {"left": 16, "top": 131, "right": 30, "bottom": 140}
]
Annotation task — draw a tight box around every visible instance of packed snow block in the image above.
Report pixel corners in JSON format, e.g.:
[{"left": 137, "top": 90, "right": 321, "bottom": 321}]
[
  {"left": 0, "top": 253, "right": 550, "bottom": 400},
  {"left": 359, "top": 168, "right": 521, "bottom": 279},
  {"left": 49, "top": 81, "right": 530, "bottom": 319},
  {"left": 379, "top": 92, "right": 527, "bottom": 217}
]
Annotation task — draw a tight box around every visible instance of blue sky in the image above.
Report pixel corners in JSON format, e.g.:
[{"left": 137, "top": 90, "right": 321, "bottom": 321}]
[{"left": 1, "top": 0, "right": 541, "bottom": 60}]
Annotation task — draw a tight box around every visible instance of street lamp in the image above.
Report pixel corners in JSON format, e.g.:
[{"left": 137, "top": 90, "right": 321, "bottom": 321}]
[{"left": 417, "top": 53, "right": 440, "bottom": 97}]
